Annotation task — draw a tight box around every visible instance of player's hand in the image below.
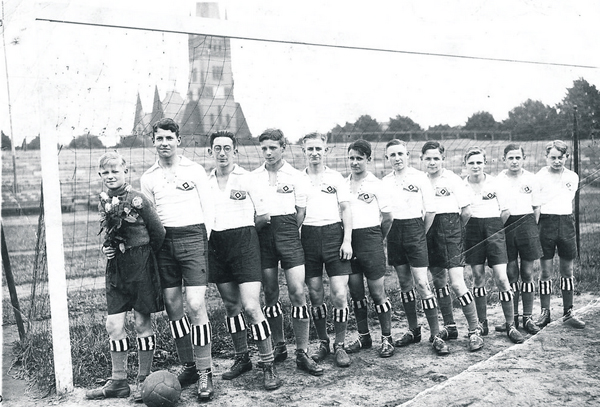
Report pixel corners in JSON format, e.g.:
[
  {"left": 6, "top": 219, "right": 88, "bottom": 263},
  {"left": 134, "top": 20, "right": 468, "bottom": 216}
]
[
  {"left": 339, "top": 241, "right": 353, "bottom": 261},
  {"left": 102, "top": 246, "right": 117, "bottom": 259}
]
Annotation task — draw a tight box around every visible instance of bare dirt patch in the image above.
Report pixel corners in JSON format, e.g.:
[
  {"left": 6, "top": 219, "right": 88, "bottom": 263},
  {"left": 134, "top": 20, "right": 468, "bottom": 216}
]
[{"left": 4, "top": 293, "right": 599, "bottom": 406}]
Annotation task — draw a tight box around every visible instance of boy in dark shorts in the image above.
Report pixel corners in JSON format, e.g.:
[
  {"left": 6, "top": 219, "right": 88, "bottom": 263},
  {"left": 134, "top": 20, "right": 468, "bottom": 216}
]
[
  {"left": 495, "top": 144, "right": 543, "bottom": 334},
  {"left": 86, "top": 152, "right": 165, "bottom": 401},
  {"left": 344, "top": 140, "right": 395, "bottom": 358},
  {"left": 535, "top": 140, "right": 585, "bottom": 329},
  {"left": 463, "top": 147, "right": 524, "bottom": 344},
  {"left": 381, "top": 139, "right": 449, "bottom": 356},
  {"left": 141, "top": 118, "right": 216, "bottom": 401},
  {"left": 207, "top": 131, "right": 282, "bottom": 390},
  {"left": 420, "top": 141, "right": 483, "bottom": 352},
  {"left": 301, "top": 132, "right": 353, "bottom": 368},
  {"left": 252, "top": 129, "right": 323, "bottom": 376}
]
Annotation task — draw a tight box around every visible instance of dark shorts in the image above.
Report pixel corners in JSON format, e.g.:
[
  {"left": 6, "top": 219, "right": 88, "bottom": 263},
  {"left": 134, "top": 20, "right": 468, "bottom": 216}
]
[
  {"left": 427, "top": 213, "right": 465, "bottom": 269},
  {"left": 208, "top": 226, "right": 262, "bottom": 285},
  {"left": 350, "top": 226, "right": 387, "bottom": 280},
  {"left": 464, "top": 217, "right": 508, "bottom": 267},
  {"left": 538, "top": 214, "right": 577, "bottom": 260},
  {"left": 157, "top": 224, "right": 209, "bottom": 288},
  {"left": 387, "top": 218, "right": 429, "bottom": 268},
  {"left": 301, "top": 222, "right": 352, "bottom": 278},
  {"left": 106, "top": 244, "right": 164, "bottom": 315},
  {"left": 257, "top": 214, "right": 305, "bottom": 270},
  {"left": 505, "top": 214, "right": 543, "bottom": 262}
]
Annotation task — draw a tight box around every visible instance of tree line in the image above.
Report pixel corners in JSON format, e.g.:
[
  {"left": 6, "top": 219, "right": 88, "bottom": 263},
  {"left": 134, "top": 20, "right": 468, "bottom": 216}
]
[{"left": 5, "top": 78, "right": 599, "bottom": 151}]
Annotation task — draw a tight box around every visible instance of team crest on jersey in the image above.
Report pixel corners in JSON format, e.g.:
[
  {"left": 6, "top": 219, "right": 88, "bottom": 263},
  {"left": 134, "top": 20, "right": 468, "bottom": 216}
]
[
  {"left": 403, "top": 184, "right": 419, "bottom": 193},
  {"left": 177, "top": 181, "right": 195, "bottom": 191},
  {"left": 482, "top": 192, "right": 496, "bottom": 200},
  {"left": 321, "top": 185, "right": 337, "bottom": 194},
  {"left": 520, "top": 185, "right": 532, "bottom": 194},
  {"left": 358, "top": 192, "right": 375, "bottom": 203},
  {"left": 565, "top": 182, "right": 574, "bottom": 190},
  {"left": 276, "top": 184, "right": 294, "bottom": 194},
  {"left": 230, "top": 189, "right": 247, "bottom": 200},
  {"left": 435, "top": 187, "right": 450, "bottom": 197}
]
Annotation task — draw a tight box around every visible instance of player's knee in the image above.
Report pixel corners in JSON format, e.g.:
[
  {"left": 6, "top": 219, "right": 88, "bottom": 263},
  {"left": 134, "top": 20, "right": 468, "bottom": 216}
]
[
  {"left": 449, "top": 281, "right": 464, "bottom": 297},
  {"left": 105, "top": 318, "right": 124, "bottom": 338}
]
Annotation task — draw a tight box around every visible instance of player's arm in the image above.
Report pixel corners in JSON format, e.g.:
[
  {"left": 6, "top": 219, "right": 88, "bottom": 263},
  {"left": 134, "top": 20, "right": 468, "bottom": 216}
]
[
  {"left": 339, "top": 201, "right": 353, "bottom": 260},
  {"left": 295, "top": 206, "right": 306, "bottom": 227},
  {"left": 380, "top": 211, "right": 393, "bottom": 240},
  {"left": 137, "top": 194, "right": 166, "bottom": 253},
  {"left": 247, "top": 173, "right": 271, "bottom": 231},
  {"left": 140, "top": 173, "right": 156, "bottom": 204},
  {"left": 460, "top": 204, "right": 472, "bottom": 226},
  {"left": 500, "top": 209, "right": 510, "bottom": 224},
  {"left": 424, "top": 211, "right": 435, "bottom": 234},
  {"left": 195, "top": 167, "right": 215, "bottom": 237}
]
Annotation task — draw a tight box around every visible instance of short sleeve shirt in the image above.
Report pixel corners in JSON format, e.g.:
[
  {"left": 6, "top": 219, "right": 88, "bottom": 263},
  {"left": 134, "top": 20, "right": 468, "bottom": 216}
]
[
  {"left": 464, "top": 174, "right": 508, "bottom": 218},
  {"left": 496, "top": 169, "right": 540, "bottom": 216},
  {"left": 252, "top": 161, "right": 307, "bottom": 216},
  {"left": 381, "top": 167, "right": 435, "bottom": 220},
  {"left": 428, "top": 169, "right": 470, "bottom": 214},
  {"left": 140, "top": 156, "right": 210, "bottom": 227},
  {"left": 346, "top": 172, "right": 391, "bottom": 229},
  {"left": 208, "top": 164, "right": 267, "bottom": 232},
  {"left": 302, "top": 166, "right": 350, "bottom": 227},
  {"left": 536, "top": 167, "right": 578, "bottom": 215}
]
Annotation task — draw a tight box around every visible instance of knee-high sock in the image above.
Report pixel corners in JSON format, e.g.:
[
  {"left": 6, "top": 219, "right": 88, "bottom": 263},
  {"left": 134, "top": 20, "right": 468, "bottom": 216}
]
[
  {"left": 170, "top": 316, "right": 194, "bottom": 364},
  {"left": 521, "top": 282, "right": 535, "bottom": 318},
  {"left": 311, "top": 304, "right": 329, "bottom": 341},
  {"left": 292, "top": 305, "right": 310, "bottom": 352},
  {"left": 226, "top": 314, "right": 248, "bottom": 355},
  {"left": 458, "top": 291, "right": 478, "bottom": 332},
  {"left": 422, "top": 297, "right": 440, "bottom": 337},
  {"left": 109, "top": 338, "right": 129, "bottom": 380},
  {"left": 375, "top": 299, "right": 392, "bottom": 337},
  {"left": 251, "top": 320, "right": 274, "bottom": 364},
  {"left": 436, "top": 285, "right": 455, "bottom": 326},
  {"left": 192, "top": 323, "right": 212, "bottom": 372},
  {"left": 136, "top": 335, "right": 155, "bottom": 379},
  {"left": 333, "top": 307, "right": 349, "bottom": 345},
  {"left": 401, "top": 290, "right": 419, "bottom": 330},
  {"left": 499, "top": 290, "right": 515, "bottom": 325},
  {"left": 561, "top": 277, "right": 575, "bottom": 315},
  {"left": 539, "top": 280, "right": 552, "bottom": 310},
  {"left": 263, "top": 301, "right": 284, "bottom": 344},
  {"left": 352, "top": 298, "right": 369, "bottom": 334},
  {"left": 511, "top": 281, "right": 520, "bottom": 318},
  {"left": 473, "top": 287, "right": 487, "bottom": 322}
]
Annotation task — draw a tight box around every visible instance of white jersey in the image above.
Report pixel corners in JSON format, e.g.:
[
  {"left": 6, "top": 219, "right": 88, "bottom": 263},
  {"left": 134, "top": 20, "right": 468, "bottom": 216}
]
[
  {"left": 464, "top": 174, "right": 508, "bottom": 218},
  {"left": 496, "top": 169, "right": 540, "bottom": 216},
  {"left": 536, "top": 166, "right": 578, "bottom": 215},
  {"left": 302, "top": 166, "right": 350, "bottom": 227},
  {"left": 346, "top": 172, "right": 391, "bottom": 229},
  {"left": 428, "top": 169, "right": 470, "bottom": 214},
  {"left": 252, "top": 160, "right": 308, "bottom": 216},
  {"left": 381, "top": 167, "right": 435, "bottom": 220}
]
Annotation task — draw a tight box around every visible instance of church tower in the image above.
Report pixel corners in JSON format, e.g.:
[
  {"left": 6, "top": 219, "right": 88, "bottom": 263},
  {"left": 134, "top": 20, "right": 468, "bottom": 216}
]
[{"left": 180, "top": 2, "right": 251, "bottom": 138}]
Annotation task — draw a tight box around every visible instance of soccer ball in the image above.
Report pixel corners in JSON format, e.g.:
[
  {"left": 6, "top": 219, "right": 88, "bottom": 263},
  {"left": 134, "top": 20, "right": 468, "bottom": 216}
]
[{"left": 141, "top": 370, "right": 182, "bottom": 407}]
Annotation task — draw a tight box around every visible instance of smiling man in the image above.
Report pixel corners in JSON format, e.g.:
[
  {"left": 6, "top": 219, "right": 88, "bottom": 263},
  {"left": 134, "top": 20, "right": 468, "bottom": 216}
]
[{"left": 140, "top": 118, "right": 216, "bottom": 401}]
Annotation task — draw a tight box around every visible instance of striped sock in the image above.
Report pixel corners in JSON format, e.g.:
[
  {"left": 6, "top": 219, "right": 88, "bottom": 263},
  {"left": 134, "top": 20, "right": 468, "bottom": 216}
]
[
  {"left": 252, "top": 320, "right": 274, "bottom": 364},
  {"left": 375, "top": 299, "right": 392, "bottom": 337},
  {"left": 499, "top": 290, "right": 515, "bottom": 324},
  {"left": 473, "top": 287, "right": 487, "bottom": 323},
  {"left": 192, "top": 323, "right": 212, "bottom": 372},
  {"left": 291, "top": 305, "right": 310, "bottom": 352},
  {"left": 521, "top": 282, "right": 535, "bottom": 318},
  {"left": 136, "top": 335, "right": 156, "bottom": 379},
  {"left": 170, "top": 316, "right": 194, "bottom": 364},
  {"left": 436, "top": 285, "right": 455, "bottom": 326},
  {"left": 333, "top": 307, "right": 349, "bottom": 345},
  {"left": 352, "top": 298, "right": 369, "bottom": 335},
  {"left": 422, "top": 297, "right": 440, "bottom": 337},
  {"left": 263, "top": 301, "right": 284, "bottom": 345},
  {"left": 401, "top": 290, "right": 419, "bottom": 330},
  {"left": 109, "top": 337, "right": 129, "bottom": 380},
  {"left": 539, "top": 280, "right": 552, "bottom": 310},
  {"left": 311, "top": 304, "right": 329, "bottom": 341},
  {"left": 511, "top": 281, "right": 520, "bottom": 319},
  {"left": 561, "top": 277, "right": 575, "bottom": 315},
  {"left": 458, "top": 291, "right": 478, "bottom": 332},
  {"left": 226, "top": 314, "right": 248, "bottom": 355}
]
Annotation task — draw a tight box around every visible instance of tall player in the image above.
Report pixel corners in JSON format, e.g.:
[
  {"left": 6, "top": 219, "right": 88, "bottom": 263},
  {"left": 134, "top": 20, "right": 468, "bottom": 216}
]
[
  {"left": 207, "top": 131, "right": 282, "bottom": 390},
  {"left": 301, "top": 132, "right": 353, "bottom": 368},
  {"left": 382, "top": 139, "right": 449, "bottom": 356},
  {"left": 462, "top": 146, "right": 524, "bottom": 344},
  {"left": 344, "top": 140, "right": 395, "bottom": 358},
  {"left": 140, "top": 118, "right": 215, "bottom": 401},
  {"left": 253, "top": 129, "right": 323, "bottom": 376},
  {"left": 535, "top": 140, "right": 585, "bottom": 329},
  {"left": 420, "top": 141, "right": 484, "bottom": 352},
  {"left": 494, "top": 144, "right": 542, "bottom": 335}
]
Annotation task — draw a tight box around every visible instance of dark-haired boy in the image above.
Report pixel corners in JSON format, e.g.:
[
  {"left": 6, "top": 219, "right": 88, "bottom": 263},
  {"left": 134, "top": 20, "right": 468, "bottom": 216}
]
[
  {"left": 252, "top": 129, "right": 323, "bottom": 376},
  {"left": 207, "top": 131, "right": 282, "bottom": 390},
  {"left": 140, "top": 118, "right": 216, "bottom": 401}
]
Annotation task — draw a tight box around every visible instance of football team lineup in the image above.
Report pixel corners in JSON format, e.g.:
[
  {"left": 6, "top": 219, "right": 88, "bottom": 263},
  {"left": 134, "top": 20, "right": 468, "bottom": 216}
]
[{"left": 86, "top": 118, "right": 586, "bottom": 404}]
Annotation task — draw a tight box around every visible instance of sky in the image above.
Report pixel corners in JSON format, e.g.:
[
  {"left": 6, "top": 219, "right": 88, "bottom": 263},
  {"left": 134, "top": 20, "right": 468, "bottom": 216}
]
[{"left": 2, "top": 0, "right": 600, "bottom": 146}]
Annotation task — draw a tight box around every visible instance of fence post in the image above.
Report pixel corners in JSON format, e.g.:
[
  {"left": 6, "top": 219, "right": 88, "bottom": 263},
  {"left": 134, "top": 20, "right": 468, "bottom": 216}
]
[{"left": 573, "top": 107, "right": 580, "bottom": 257}]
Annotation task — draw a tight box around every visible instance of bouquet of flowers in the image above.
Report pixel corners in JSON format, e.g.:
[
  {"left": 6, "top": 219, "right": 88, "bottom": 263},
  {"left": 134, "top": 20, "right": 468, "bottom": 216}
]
[{"left": 98, "top": 188, "right": 142, "bottom": 253}]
